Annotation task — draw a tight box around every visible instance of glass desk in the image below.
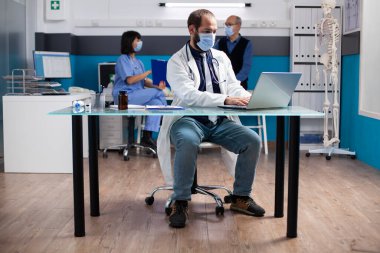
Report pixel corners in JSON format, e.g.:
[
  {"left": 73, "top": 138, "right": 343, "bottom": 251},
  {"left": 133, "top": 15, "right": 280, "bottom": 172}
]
[{"left": 50, "top": 106, "right": 323, "bottom": 238}]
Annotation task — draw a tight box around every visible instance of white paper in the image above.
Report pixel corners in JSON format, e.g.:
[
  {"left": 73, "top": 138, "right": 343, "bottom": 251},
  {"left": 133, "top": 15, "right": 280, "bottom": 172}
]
[{"left": 146, "top": 105, "right": 184, "bottom": 110}]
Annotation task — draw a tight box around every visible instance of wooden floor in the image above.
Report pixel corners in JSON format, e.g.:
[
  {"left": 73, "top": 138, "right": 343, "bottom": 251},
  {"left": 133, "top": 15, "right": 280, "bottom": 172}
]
[{"left": 0, "top": 148, "right": 379, "bottom": 253}]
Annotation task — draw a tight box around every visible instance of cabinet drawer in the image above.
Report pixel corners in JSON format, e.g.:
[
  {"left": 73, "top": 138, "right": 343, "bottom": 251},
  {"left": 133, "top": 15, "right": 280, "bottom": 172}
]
[
  {"left": 99, "top": 123, "right": 122, "bottom": 130},
  {"left": 101, "top": 131, "right": 122, "bottom": 139},
  {"left": 99, "top": 125, "right": 123, "bottom": 133},
  {"left": 99, "top": 140, "right": 125, "bottom": 149}
]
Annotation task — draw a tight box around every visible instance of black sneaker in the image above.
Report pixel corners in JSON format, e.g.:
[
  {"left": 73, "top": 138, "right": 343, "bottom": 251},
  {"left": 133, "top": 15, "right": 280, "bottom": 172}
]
[
  {"left": 169, "top": 200, "right": 188, "bottom": 228},
  {"left": 230, "top": 196, "right": 265, "bottom": 217}
]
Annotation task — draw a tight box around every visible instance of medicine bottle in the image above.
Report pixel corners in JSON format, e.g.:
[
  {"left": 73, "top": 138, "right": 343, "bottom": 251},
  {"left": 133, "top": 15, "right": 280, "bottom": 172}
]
[{"left": 118, "top": 91, "right": 128, "bottom": 110}]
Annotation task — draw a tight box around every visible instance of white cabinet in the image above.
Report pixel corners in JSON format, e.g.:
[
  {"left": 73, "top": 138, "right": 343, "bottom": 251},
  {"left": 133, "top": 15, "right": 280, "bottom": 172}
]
[
  {"left": 293, "top": 64, "right": 311, "bottom": 91},
  {"left": 3, "top": 94, "right": 90, "bottom": 173},
  {"left": 99, "top": 116, "right": 126, "bottom": 149}
]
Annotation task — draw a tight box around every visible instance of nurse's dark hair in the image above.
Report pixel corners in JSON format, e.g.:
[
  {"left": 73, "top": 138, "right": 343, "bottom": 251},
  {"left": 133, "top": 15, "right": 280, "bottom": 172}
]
[
  {"left": 187, "top": 9, "right": 215, "bottom": 29},
  {"left": 121, "top": 31, "right": 141, "bottom": 54}
]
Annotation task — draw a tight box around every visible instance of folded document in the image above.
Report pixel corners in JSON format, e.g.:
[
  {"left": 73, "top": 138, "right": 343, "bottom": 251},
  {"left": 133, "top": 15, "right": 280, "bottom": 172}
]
[
  {"left": 109, "top": 104, "right": 184, "bottom": 110},
  {"left": 127, "top": 104, "right": 146, "bottom": 109},
  {"left": 146, "top": 105, "right": 184, "bottom": 110}
]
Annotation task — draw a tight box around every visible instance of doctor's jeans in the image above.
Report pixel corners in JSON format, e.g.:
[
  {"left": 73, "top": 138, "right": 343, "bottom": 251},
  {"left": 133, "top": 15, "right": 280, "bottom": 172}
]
[
  {"left": 114, "top": 88, "right": 167, "bottom": 132},
  {"left": 169, "top": 117, "right": 261, "bottom": 201}
]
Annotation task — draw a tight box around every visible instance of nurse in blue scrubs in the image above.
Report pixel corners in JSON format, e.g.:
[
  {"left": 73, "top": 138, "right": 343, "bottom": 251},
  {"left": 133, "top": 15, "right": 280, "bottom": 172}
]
[{"left": 113, "top": 30, "right": 167, "bottom": 149}]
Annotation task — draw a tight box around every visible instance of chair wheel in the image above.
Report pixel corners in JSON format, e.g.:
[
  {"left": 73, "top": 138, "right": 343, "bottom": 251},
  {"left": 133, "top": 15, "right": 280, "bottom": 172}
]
[
  {"left": 224, "top": 195, "right": 232, "bottom": 204},
  {"left": 165, "top": 207, "right": 172, "bottom": 216},
  {"left": 145, "top": 196, "right": 154, "bottom": 205},
  {"left": 215, "top": 206, "right": 224, "bottom": 216},
  {"left": 152, "top": 153, "right": 158, "bottom": 158},
  {"left": 305, "top": 152, "right": 310, "bottom": 157},
  {"left": 103, "top": 152, "right": 108, "bottom": 158},
  {"left": 350, "top": 155, "right": 356, "bottom": 160},
  {"left": 118, "top": 148, "right": 123, "bottom": 154},
  {"left": 145, "top": 149, "right": 153, "bottom": 155},
  {"left": 123, "top": 156, "right": 130, "bottom": 161},
  {"left": 326, "top": 155, "right": 331, "bottom": 160}
]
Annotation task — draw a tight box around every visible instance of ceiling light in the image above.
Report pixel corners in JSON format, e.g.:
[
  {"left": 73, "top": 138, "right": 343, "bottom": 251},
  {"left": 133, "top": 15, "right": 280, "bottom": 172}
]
[{"left": 159, "top": 3, "right": 251, "bottom": 8}]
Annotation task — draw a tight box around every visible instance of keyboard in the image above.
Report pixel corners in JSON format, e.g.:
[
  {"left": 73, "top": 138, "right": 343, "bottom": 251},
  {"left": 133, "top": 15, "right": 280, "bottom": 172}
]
[
  {"left": 33, "top": 82, "right": 62, "bottom": 87},
  {"left": 218, "top": 105, "right": 248, "bottom": 110},
  {"left": 41, "top": 91, "right": 70, "bottom": 95}
]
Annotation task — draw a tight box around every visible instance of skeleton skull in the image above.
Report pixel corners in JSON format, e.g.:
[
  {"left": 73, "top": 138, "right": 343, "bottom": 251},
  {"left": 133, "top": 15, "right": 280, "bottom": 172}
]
[{"left": 321, "top": 0, "right": 336, "bottom": 15}]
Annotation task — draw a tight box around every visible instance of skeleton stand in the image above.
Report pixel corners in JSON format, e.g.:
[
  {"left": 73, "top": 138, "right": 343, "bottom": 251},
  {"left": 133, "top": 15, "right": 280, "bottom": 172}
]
[{"left": 306, "top": 1, "right": 356, "bottom": 160}]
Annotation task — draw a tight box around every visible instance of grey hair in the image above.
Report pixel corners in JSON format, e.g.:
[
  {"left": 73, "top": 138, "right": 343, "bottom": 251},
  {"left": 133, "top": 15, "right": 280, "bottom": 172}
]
[{"left": 235, "top": 16, "right": 242, "bottom": 25}]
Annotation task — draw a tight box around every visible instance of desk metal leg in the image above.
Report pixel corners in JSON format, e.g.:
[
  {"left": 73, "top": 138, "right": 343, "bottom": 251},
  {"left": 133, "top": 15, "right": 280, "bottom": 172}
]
[
  {"left": 128, "top": 116, "right": 136, "bottom": 144},
  {"left": 275, "top": 116, "right": 285, "bottom": 218},
  {"left": 88, "top": 116, "right": 100, "bottom": 217},
  {"left": 287, "top": 116, "right": 300, "bottom": 238},
  {"left": 72, "top": 115, "right": 85, "bottom": 237}
]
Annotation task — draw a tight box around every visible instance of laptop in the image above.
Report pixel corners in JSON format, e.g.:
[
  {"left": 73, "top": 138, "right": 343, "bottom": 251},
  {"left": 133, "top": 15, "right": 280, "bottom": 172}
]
[{"left": 218, "top": 72, "right": 301, "bottom": 110}]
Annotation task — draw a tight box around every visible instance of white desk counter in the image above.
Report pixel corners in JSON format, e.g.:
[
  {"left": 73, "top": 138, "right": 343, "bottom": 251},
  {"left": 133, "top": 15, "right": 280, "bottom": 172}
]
[{"left": 3, "top": 94, "right": 90, "bottom": 173}]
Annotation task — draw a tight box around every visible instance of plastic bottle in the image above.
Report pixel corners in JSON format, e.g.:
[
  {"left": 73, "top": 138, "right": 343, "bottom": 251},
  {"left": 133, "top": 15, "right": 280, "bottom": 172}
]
[
  {"left": 99, "top": 93, "right": 106, "bottom": 109},
  {"left": 118, "top": 91, "right": 128, "bottom": 110},
  {"left": 72, "top": 100, "right": 84, "bottom": 110},
  {"left": 72, "top": 100, "right": 85, "bottom": 113}
]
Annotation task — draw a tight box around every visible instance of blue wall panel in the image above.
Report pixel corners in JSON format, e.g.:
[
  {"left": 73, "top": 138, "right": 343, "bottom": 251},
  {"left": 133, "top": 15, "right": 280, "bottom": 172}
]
[
  {"left": 243, "top": 56, "right": 290, "bottom": 141},
  {"left": 68, "top": 55, "right": 289, "bottom": 95},
  {"left": 73, "top": 55, "right": 118, "bottom": 91},
  {"left": 249, "top": 56, "right": 290, "bottom": 90},
  {"left": 341, "top": 54, "right": 380, "bottom": 170}
]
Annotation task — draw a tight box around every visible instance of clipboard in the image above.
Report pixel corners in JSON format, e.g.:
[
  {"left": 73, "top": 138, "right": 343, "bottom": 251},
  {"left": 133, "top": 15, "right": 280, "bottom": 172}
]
[{"left": 151, "top": 59, "right": 170, "bottom": 88}]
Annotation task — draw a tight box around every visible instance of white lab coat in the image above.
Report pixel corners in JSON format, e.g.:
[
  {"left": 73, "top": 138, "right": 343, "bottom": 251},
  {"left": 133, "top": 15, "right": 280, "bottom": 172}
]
[{"left": 157, "top": 43, "right": 251, "bottom": 185}]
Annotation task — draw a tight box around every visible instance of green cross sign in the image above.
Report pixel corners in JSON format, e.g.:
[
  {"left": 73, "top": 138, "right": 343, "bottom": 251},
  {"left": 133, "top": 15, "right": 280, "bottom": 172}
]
[{"left": 51, "top": 1, "right": 60, "bottom": 10}]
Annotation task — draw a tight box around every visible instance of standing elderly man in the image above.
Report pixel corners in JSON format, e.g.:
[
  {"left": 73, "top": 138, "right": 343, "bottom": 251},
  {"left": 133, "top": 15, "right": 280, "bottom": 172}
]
[
  {"left": 214, "top": 15, "right": 253, "bottom": 90},
  {"left": 157, "top": 9, "right": 265, "bottom": 228}
]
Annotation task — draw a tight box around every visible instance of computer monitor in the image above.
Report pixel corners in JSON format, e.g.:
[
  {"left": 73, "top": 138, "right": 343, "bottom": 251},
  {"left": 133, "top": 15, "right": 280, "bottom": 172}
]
[
  {"left": 98, "top": 62, "right": 116, "bottom": 91},
  {"left": 33, "top": 51, "right": 72, "bottom": 78}
]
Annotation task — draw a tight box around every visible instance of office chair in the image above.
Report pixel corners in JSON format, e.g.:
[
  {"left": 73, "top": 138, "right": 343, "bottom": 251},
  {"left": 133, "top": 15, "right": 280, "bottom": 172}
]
[
  {"left": 102, "top": 116, "right": 157, "bottom": 161},
  {"left": 242, "top": 89, "right": 268, "bottom": 155},
  {"left": 245, "top": 115, "right": 268, "bottom": 155},
  {"left": 99, "top": 64, "right": 157, "bottom": 160},
  {"left": 145, "top": 143, "right": 233, "bottom": 216}
]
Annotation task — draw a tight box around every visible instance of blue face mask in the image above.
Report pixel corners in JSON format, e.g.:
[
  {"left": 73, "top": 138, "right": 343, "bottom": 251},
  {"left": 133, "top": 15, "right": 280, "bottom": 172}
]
[
  {"left": 134, "top": 41, "right": 143, "bottom": 52},
  {"left": 196, "top": 33, "right": 216, "bottom": 52},
  {"left": 225, "top": 26, "right": 234, "bottom": 37}
]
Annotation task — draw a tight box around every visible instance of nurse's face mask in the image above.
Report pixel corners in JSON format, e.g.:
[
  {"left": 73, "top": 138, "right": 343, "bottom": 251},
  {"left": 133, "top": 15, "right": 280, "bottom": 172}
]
[
  {"left": 134, "top": 40, "right": 143, "bottom": 52},
  {"left": 194, "top": 30, "right": 216, "bottom": 52}
]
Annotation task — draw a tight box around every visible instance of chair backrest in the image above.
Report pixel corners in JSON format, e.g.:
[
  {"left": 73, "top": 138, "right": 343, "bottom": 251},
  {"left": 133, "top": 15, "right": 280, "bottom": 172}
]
[{"left": 98, "top": 62, "right": 116, "bottom": 92}]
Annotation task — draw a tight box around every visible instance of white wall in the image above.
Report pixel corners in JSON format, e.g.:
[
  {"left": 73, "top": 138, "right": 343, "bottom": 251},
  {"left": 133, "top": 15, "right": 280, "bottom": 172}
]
[
  {"left": 26, "top": 0, "right": 342, "bottom": 65},
  {"left": 32, "top": 0, "right": 301, "bottom": 37},
  {"left": 359, "top": 0, "right": 380, "bottom": 120},
  {"left": 31, "top": 0, "right": 344, "bottom": 36}
]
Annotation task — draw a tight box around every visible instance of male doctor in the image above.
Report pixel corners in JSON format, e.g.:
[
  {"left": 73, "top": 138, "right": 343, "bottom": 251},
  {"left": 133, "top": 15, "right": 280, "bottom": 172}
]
[{"left": 157, "top": 9, "right": 265, "bottom": 228}]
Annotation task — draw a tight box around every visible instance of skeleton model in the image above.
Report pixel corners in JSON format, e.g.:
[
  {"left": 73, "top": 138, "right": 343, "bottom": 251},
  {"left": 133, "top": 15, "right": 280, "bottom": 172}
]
[{"left": 306, "top": 0, "right": 356, "bottom": 160}]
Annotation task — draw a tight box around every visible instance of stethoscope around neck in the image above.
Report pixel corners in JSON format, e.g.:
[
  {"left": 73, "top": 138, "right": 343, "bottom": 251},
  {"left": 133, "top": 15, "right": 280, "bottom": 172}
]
[{"left": 185, "top": 41, "right": 221, "bottom": 83}]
